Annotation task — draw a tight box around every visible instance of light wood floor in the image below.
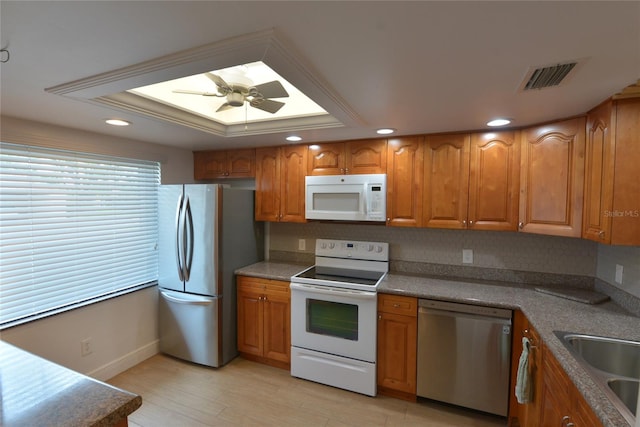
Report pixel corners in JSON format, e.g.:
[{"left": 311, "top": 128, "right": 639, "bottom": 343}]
[{"left": 108, "top": 354, "right": 507, "bottom": 427}]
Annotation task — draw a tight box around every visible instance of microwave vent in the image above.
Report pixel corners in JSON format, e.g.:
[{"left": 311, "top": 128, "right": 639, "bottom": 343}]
[{"left": 520, "top": 61, "right": 578, "bottom": 91}]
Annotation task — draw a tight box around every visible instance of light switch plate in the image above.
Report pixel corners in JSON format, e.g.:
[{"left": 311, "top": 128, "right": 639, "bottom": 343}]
[
  {"left": 615, "top": 264, "right": 623, "bottom": 284},
  {"left": 462, "top": 249, "right": 473, "bottom": 264},
  {"left": 298, "top": 239, "right": 306, "bottom": 251}
]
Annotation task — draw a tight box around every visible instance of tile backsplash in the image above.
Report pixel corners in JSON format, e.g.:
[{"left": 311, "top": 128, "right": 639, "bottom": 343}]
[{"left": 269, "top": 222, "right": 598, "bottom": 276}]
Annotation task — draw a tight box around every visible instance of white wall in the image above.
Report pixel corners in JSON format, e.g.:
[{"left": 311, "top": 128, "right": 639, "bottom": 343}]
[
  {"left": 597, "top": 244, "right": 640, "bottom": 298},
  {"left": 0, "top": 116, "right": 194, "bottom": 379}
]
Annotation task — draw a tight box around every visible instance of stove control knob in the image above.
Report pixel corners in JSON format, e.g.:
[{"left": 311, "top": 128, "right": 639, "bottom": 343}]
[
  {"left": 328, "top": 242, "right": 335, "bottom": 249},
  {"left": 320, "top": 242, "right": 327, "bottom": 249},
  {"left": 367, "top": 244, "right": 374, "bottom": 251},
  {"left": 376, "top": 245, "right": 383, "bottom": 253}
]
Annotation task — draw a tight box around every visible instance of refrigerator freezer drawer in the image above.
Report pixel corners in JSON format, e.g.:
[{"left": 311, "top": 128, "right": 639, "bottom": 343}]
[{"left": 159, "top": 289, "right": 221, "bottom": 367}]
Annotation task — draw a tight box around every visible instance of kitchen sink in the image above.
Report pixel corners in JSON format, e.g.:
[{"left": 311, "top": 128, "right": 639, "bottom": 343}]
[
  {"left": 607, "top": 378, "right": 639, "bottom": 416},
  {"left": 554, "top": 331, "right": 639, "bottom": 425},
  {"left": 563, "top": 333, "right": 640, "bottom": 379}
]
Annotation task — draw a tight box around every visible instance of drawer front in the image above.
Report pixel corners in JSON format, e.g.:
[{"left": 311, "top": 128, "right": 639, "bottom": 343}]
[{"left": 378, "top": 293, "right": 417, "bottom": 316}]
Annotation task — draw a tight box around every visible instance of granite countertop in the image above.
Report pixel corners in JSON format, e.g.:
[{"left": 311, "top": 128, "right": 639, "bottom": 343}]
[
  {"left": 0, "top": 341, "right": 142, "bottom": 427},
  {"left": 236, "top": 261, "right": 640, "bottom": 427}
]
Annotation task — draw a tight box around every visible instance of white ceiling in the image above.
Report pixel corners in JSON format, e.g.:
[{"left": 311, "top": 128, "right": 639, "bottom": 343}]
[{"left": 1, "top": 1, "right": 639, "bottom": 151}]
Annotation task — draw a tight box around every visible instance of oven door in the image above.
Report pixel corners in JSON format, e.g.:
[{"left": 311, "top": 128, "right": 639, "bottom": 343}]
[{"left": 290, "top": 282, "right": 377, "bottom": 362}]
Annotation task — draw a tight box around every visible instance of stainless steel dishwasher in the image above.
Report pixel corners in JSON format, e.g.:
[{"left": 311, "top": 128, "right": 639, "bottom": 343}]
[{"left": 417, "top": 299, "right": 512, "bottom": 416}]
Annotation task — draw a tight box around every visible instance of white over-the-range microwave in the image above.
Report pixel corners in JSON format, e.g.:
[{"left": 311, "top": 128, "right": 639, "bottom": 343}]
[{"left": 305, "top": 174, "right": 386, "bottom": 222}]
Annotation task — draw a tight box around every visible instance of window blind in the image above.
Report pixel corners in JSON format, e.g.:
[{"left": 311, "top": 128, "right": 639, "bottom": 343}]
[{"left": 0, "top": 142, "right": 160, "bottom": 327}]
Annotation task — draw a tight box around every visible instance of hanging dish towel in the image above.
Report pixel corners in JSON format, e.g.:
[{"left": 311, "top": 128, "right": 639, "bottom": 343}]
[{"left": 515, "top": 337, "right": 532, "bottom": 404}]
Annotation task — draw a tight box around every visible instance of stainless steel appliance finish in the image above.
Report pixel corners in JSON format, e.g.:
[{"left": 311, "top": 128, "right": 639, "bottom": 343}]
[
  {"left": 417, "top": 299, "right": 512, "bottom": 416},
  {"left": 158, "top": 184, "right": 263, "bottom": 368},
  {"left": 290, "top": 239, "right": 389, "bottom": 396}
]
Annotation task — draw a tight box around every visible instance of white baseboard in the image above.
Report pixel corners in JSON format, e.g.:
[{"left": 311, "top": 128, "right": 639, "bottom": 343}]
[{"left": 88, "top": 340, "right": 159, "bottom": 381}]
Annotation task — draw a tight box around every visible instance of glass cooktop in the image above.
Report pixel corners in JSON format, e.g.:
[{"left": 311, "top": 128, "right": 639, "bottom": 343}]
[{"left": 292, "top": 266, "right": 384, "bottom": 287}]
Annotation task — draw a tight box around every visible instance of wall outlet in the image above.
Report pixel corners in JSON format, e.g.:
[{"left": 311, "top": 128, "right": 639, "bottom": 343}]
[
  {"left": 298, "top": 238, "right": 306, "bottom": 251},
  {"left": 462, "top": 249, "right": 473, "bottom": 264},
  {"left": 615, "top": 264, "right": 624, "bottom": 284},
  {"left": 81, "top": 337, "right": 93, "bottom": 356}
]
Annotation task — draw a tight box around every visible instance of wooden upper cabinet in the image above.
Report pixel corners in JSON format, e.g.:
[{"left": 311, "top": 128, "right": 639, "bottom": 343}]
[
  {"left": 583, "top": 100, "right": 615, "bottom": 243},
  {"left": 386, "top": 137, "right": 423, "bottom": 227},
  {"left": 193, "top": 149, "right": 255, "bottom": 179},
  {"left": 468, "top": 131, "right": 520, "bottom": 231},
  {"left": 307, "top": 142, "right": 344, "bottom": 175},
  {"left": 519, "top": 117, "right": 586, "bottom": 237},
  {"left": 307, "top": 139, "right": 387, "bottom": 175},
  {"left": 255, "top": 145, "right": 307, "bottom": 223},
  {"left": 279, "top": 145, "right": 308, "bottom": 223},
  {"left": 346, "top": 139, "right": 387, "bottom": 174},
  {"left": 609, "top": 98, "right": 640, "bottom": 245},
  {"left": 255, "top": 147, "right": 281, "bottom": 222},
  {"left": 423, "top": 134, "right": 470, "bottom": 229}
]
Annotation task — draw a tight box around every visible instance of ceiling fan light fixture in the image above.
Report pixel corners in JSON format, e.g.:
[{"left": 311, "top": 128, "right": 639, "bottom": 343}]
[
  {"left": 487, "top": 118, "right": 511, "bottom": 127},
  {"left": 376, "top": 128, "right": 396, "bottom": 135},
  {"left": 105, "top": 119, "right": 130, "bottom": 126}
]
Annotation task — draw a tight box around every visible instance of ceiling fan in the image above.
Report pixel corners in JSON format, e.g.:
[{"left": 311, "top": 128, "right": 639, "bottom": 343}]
[{"left": 173, "top": 72, "right": 289, "bottom": 114}]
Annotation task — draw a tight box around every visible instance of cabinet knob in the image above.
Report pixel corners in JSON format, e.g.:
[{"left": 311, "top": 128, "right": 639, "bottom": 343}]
[
  {"left": 378, "top": 314, "right": 382, "bottom": 320},
  {"left": 599, "top": 230, "right": 605, "bottom": 239},
  {"left": 462, "top": 220, "right": 467, "bottom": 226},
  {"left": 469, "top": 220, "right": 474, "bottom": 226},
  {"left": 345, "top": 168, "right": 349, "bottom": 173},
  {"left": 518, "top": 222, "right": 524, "bottom": 230},
  {"left": 393, "top": 303, "right": 400, "bottom": 308}
]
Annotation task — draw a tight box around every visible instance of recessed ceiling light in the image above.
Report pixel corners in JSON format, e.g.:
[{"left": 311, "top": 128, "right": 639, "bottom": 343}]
[
  {"left": 376, "top": 128, "right": 396, "bottom": 135},
  {"left": 309, "top": 144, "right": 320, "bottom": 150},
  {"left": 286, "top": 135, "right": 302, "bottom": 142},
  {"left": 486, "top": 118, "right": 511, "bottom": 127},
  {"left": 105, "top": 119, "right": 131, "bottom": 126}
]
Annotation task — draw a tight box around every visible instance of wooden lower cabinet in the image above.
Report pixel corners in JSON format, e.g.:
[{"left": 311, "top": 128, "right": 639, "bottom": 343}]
[
  {"left": 540, "top": 344, "right": 603, "bottom": 427},
  {"left": 237, "top": 275, "right": 290, "bottom": 369},
  {"left": 376, "top": 293, "right": 417, "bottom": 401},
  {"left": 508, "top": 311, "right": 542, "bottom": 427}
]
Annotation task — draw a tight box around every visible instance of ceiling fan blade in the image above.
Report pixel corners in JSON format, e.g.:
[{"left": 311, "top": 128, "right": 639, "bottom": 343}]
[
  {"left": 253, "top": 80, "right": 289, "bottom": 99},
  {"left": 206, "top": 72, "right": 231, "bottom": 92},
  {"left": 215, "top": 103, "right": 234, "bottom": 113},
  {"left": 251, "top": 99, "right": 285, "bottom": 114},
  {"left": 173, "top": 89, "right": 217, "bottom": 96}
]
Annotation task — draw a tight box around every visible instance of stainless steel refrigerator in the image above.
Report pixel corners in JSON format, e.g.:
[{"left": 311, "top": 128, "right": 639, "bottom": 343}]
[{"left": 158, "top": 184, "right": 263, "bottom": 367}]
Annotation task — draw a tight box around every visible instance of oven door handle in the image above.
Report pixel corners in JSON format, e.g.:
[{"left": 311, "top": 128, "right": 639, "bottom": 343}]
[{"left": 290, "top": 282, "right": 377, "bottom": 299}]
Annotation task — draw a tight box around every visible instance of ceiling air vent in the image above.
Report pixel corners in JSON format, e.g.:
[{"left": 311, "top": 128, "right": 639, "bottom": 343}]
[{"left": 520, "top": 61, "right": 579, "bottom": 91}]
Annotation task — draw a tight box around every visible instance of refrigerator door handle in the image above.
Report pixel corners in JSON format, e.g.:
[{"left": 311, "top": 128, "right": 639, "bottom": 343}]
[
  {"left": 175, "top": 193, "right": 185, "bottom": 282},
  {"left": 183, "top": 196, "right": 194, "bottom": 281}
]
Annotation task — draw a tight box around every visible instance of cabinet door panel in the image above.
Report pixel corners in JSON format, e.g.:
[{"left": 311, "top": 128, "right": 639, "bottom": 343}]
[
  {"left": 227, "top": 149, "right": 255, "bottom": 178},
  {"left": 469, "top": 131, "right": 520, "bottom": 231},
  {"left": 263, "top": 293, "right": 290, "bottom": 363},
  {"left": 237, "top": 289, "right": 263, "bottom": 357},
  {"left": 423, "top": 134, "right": 470, "bottom": 229},
  {"left": 386, "top": 137, "right": 423, "bottom": 227},
  {"left": 610, "top": 99, "right": 640, "bottom": 245},
  {"left": 347, "top": 139, "right": 387, "bottom": 174},
  {"left": 255, "top": 147, "right": 281, "bottom": 222},
  {"left": 583, "top": 101, "right": 613, "bottom": 243},
  {"left": 280, "top": 145, "right": 307, "bottom": 222},
  {"left": 519, "top": 118, "right": 585, "bottom": 237},
  {"left": 194, "top": 151, "right": 227, "bottom": 179},
  {"left": 308, "top": 143, "right": 344, "bottom": 175},
  {"left": 377, "top": 312, "right": 417, "bottom": 394}
]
